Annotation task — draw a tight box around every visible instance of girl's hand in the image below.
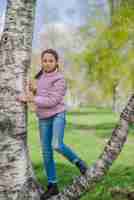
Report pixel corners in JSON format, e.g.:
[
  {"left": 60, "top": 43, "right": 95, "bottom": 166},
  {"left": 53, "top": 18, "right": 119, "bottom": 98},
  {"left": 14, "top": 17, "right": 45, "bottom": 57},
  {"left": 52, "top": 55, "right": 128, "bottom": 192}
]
[
  {"left": 26, "top": 93, "right": 34, "bottom": 102},
  {"left": 28, "top": 80, "right": 37, "bottom": 94},
  {"left": 16, "top": 93, "right": 34, "bottom": 103},
  {"left": 16, "top": 95, "right": 27, "bottom": 103}
]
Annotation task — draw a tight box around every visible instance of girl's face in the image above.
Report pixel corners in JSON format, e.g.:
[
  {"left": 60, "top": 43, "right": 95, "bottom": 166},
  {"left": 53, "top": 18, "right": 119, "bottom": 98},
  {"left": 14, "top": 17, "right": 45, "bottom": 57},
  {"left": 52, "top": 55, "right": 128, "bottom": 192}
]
[{"left": 41, "top": 53, "right": 58, "bottom": 73}]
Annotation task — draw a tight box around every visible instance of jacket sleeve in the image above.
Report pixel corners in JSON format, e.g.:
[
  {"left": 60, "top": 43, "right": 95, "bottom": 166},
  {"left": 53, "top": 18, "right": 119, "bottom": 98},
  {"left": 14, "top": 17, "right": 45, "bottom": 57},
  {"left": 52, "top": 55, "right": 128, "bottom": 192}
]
[{"left": 34, "top": 78, "right": 66, "bottom": 108}]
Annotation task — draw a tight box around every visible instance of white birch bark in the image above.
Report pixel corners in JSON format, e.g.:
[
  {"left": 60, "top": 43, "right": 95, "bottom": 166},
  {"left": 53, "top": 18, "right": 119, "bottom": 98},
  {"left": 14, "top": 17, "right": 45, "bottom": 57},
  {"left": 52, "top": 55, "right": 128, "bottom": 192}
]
[{"left": 0, "top": 0, "right": 43, "bottom": 199}]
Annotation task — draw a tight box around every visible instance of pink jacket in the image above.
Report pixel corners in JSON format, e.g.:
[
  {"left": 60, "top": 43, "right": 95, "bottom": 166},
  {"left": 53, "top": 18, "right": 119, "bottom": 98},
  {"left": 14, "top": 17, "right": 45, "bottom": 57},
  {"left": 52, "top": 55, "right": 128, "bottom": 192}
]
[{"left": 34, "top": 70, "right": 66, "bottom": 119}]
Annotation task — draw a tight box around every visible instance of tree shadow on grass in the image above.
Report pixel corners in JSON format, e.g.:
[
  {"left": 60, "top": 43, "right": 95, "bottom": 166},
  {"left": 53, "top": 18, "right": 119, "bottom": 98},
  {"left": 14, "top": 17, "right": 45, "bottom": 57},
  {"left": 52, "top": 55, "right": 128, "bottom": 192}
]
[
  {"left": 33, "top": 162, "right": 80, "bottom": 190},
  {"left": 67, "top": 107, "right": 113, "bottom": 116},
  {"left": 68, "top": 111, "right": 113, "bottom": 116},
  {"left": 66, "top": 122, "right": 116, "bottom": 138}
]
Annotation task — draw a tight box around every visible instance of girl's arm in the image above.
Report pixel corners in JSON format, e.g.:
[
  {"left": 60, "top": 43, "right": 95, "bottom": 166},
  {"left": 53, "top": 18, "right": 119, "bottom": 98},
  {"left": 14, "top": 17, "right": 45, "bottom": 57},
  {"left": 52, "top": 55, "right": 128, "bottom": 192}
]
[
  {"left": 34, "top": 78, "right": 66, "bottom": 108},
  {"left": 16, "top": 92, "right": 37, "bottom": 112},
  {"left": 16, "top": 80, "right": 36, "bottom": 103},
  {"left": 29, "top": 80, "right": 37, "bottom": 95},
  {"left": 16, "top": 92, "right": 34, "bottom": 103}
]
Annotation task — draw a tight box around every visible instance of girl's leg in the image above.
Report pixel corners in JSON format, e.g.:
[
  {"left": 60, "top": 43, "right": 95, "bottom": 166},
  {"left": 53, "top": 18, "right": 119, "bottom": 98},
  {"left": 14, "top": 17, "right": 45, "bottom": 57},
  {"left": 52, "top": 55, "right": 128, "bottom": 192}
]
[
  {"left": 52, "top": 112, "right": 81, "bottom": 164},
  {"left": 39, "top": 118, "right": 57, "bottom": 184}
]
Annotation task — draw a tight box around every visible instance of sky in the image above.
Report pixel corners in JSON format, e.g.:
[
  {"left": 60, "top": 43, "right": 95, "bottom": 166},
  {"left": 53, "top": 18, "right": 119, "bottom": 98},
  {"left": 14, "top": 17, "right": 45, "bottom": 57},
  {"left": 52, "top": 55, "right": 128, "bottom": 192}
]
[
  {"left": 33, "top": 0, "right": 109, "bottom": 30},
  {"left": 33, "top": 0, "right": 110, "bottom": 49},
  {"left": 0, "top": 0, "right": 7, "bottom": 32},
  {"left": 0, "top": 0, "right": 109, "bottom": 49}
]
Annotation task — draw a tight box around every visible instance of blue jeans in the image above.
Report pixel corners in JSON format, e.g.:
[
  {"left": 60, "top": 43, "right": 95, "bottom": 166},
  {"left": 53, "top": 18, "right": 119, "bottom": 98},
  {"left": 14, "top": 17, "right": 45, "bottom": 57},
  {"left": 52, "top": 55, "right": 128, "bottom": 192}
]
[{"left": 39, "top": 111, "right": 80, "bottom": 184}]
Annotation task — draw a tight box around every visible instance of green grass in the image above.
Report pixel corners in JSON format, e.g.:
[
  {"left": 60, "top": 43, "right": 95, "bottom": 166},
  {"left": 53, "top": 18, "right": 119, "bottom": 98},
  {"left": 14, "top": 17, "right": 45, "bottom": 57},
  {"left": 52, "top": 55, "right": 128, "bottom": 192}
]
[{"left": 28, "top": 106, "right": 134, "bottom": 200}]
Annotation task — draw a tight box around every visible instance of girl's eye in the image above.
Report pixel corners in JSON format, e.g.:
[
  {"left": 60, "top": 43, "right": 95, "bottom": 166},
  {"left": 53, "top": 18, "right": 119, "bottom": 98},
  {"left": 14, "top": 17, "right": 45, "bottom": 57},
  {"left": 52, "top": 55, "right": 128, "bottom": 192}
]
[
  {"left": 43, "top": 59, "right": 54, "bottom": 63},
  {"left": 49, "top": 59, "right": 54, "bottom": 63}
]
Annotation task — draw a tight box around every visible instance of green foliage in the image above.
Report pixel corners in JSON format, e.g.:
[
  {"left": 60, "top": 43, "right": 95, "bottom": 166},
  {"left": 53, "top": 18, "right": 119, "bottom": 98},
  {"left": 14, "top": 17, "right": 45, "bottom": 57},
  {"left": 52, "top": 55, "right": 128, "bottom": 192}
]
[{"left": 79, "top": 4, "right": 134, "bottom": 99}]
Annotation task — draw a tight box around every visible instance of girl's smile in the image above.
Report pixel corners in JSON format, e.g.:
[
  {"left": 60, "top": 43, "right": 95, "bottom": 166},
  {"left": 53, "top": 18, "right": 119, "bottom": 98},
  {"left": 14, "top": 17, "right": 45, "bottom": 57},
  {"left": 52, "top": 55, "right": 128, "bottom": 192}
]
[{"left": 41, "top": 53, "right": 58, "bottom": 73}]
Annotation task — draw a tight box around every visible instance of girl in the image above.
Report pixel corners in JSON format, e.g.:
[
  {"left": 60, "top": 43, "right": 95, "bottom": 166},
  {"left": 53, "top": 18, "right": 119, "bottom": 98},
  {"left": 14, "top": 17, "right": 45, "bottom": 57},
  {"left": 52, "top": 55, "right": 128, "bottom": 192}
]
[{"left": 18, "top": 49, "right": 87, "bottom": 199}]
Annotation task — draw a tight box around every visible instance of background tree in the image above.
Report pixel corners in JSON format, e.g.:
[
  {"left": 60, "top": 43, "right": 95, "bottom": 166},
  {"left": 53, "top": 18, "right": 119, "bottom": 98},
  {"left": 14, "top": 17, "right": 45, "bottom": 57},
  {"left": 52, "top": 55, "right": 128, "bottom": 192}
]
[{"left": 75, "top": 1, "right": 134, "bottom": 111}]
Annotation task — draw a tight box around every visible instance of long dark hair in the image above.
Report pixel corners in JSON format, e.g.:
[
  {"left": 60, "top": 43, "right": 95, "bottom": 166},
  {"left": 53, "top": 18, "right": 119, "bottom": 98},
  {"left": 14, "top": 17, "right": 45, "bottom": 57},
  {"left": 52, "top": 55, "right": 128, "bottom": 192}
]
[{"left": 35, "top": 49, "right": 59, "bottom": 79}]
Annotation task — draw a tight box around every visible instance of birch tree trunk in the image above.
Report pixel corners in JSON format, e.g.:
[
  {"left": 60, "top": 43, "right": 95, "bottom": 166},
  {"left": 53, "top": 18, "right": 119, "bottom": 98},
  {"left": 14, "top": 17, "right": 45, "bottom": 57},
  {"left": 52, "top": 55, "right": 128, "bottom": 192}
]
[
  {"left": 109, "top": 0, "right": 122, "bottom": 16},
  {"left": 0, "top": 1, "right": 134, "bottom": 200},
  {"left": 0, "top": 0, "right": 43, "bottom": 199}
]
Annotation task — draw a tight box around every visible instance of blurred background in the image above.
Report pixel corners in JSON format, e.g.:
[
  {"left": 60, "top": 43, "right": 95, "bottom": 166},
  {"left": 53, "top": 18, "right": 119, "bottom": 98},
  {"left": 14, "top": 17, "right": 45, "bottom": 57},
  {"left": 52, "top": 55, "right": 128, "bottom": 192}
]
[{"left": 0, "top": 0, "right": 133, "bottom": 112}]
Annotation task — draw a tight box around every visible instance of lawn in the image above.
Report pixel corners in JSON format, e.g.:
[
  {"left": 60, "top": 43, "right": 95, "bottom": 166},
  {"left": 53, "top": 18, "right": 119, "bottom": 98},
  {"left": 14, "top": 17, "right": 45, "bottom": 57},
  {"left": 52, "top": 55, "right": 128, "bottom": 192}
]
[{"left": 28, "top": 106, "right": 134, "bottom": 200}]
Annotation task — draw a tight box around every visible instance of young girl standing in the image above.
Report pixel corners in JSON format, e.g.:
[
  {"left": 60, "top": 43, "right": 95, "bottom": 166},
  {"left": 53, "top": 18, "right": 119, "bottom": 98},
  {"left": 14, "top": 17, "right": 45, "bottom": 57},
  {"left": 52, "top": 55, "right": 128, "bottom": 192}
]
[{"left": 18, "top": 49, "right": 87, "bottom": 199}]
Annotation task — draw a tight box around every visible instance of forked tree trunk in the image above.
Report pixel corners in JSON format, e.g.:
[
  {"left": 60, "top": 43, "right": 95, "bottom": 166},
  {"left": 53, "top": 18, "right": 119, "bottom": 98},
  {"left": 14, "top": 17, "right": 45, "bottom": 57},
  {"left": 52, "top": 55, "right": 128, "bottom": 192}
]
[{"left": 0, "top": 1, "right": 134, "bottom": 200}]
